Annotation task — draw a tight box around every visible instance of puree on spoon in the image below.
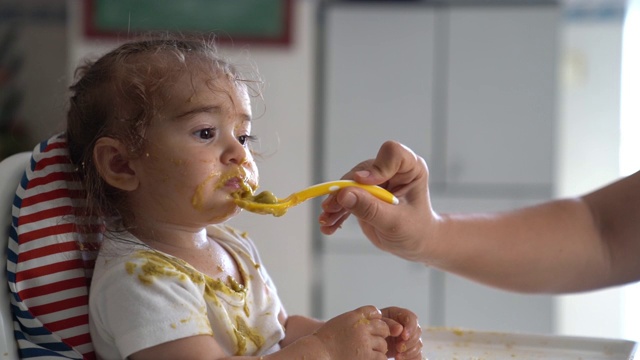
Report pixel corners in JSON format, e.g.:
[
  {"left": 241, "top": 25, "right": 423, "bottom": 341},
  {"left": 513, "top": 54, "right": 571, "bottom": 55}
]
[
  {"left": 232, "top": 180, "right": 399, "bottom": 217},
  {"left": 232, "top": 189, "right": 288, "bottom": 216}
]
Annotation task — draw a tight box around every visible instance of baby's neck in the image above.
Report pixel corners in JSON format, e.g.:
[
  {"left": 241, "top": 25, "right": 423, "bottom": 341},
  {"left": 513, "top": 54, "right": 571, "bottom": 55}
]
[{"left": 128, "top": 222, "right": 210, "bottom": 250}]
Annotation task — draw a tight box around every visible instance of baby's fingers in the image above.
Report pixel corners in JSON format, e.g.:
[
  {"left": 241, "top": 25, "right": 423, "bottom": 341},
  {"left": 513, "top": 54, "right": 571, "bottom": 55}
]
[
  {"left": 357, "top": 315, "right": 391, "bottom": 354},
  {"left": 380, "top": 317, "right": 403, "bottom": 337},
  {"left": 393, "top": 337, "right": 423, "bottom": 360}
]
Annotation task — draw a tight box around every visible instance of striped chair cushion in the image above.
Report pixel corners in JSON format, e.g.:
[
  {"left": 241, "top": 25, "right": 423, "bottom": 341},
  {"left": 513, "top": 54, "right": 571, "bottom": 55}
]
[{"left": 7, "top": 133, "right": 102, "bottom": 359}]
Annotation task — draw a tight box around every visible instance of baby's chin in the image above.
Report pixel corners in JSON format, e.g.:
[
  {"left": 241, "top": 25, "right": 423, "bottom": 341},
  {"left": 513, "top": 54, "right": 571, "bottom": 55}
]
[{"left": 203, "top": 202, "right": 243, "bottom": 224}]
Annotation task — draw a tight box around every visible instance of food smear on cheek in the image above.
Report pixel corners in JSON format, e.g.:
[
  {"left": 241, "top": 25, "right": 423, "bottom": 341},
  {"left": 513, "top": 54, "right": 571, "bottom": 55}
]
[
  {"left": 192, "top": 172, "right": 220, "bottom": 210},
  {"left": 125, "top": 250, "right": 266, "bottom": 355}
]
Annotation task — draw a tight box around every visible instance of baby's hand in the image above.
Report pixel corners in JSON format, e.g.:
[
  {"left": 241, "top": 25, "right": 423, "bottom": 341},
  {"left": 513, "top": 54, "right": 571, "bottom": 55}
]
[
  {"left": 313, "top": 305, "right": 392, "bottom": 360},
  {"left": 381, "top": 306, "right": 423, "bottom": 360}
]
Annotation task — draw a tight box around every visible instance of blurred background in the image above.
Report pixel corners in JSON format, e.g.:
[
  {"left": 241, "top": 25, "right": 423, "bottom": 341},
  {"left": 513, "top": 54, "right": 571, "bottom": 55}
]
[{"left": 1, "top": 0, "right": 637, "bottom": 342}]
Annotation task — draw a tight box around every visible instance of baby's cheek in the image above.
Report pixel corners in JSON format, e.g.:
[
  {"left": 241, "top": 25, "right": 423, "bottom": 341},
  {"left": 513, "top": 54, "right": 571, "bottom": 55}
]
[
  {"left": 191, "top": 172, "right": 219, "bottom": 210},
  {"left": 141, "top": 150, "right": 183, "bottom": 182}
]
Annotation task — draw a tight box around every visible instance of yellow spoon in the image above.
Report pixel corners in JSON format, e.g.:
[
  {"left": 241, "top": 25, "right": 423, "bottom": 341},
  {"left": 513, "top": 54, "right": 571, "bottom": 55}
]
[{"left": 233, "top": 180, "right": 399, "bottom": 217}]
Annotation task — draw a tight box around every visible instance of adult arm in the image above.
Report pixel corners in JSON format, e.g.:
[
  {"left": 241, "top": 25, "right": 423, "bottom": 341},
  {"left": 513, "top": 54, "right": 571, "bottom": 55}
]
[{"left": 319, "top": 141, "right": 640, "bottom": 293}]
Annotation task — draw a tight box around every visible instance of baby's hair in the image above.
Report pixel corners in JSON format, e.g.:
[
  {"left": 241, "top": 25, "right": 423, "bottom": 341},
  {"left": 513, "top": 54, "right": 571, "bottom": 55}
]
[{"left": 66, "top": 33, "right": 263, "bottom": 221}]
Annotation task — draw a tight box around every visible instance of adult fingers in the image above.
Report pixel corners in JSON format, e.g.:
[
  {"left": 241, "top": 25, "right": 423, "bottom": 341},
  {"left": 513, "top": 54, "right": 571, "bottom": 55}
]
[
  {"left": 333, "top": 186, "right": 402, "bottom": 235},
  {"left": 318, "top": 202, "right": 351, "bottom": 235},
  {"left": 353, "top": 141, "right": 427, "bottom": 190}
]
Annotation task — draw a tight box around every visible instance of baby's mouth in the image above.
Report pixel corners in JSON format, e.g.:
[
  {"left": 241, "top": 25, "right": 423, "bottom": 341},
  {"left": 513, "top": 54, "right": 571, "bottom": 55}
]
[
  {"left": 219, "top": 168, "right": 258, "bottom": 196},
  {"left": 191, "top": 167, "right": 258, "bottom": 210},
  {"left": 226, "top": 177, "right": 255, "bottom": 194}
]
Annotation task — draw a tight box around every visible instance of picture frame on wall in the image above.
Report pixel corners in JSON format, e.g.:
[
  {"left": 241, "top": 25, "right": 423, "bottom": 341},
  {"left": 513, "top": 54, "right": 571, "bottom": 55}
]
[{"left": 84, "top": 0, "right": 293, "bottom": 46}]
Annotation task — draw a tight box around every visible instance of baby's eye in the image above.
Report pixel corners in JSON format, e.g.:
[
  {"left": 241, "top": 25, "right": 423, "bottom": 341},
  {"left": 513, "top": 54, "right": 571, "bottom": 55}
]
[
  {"left": 238, "top": 135, "right": 258, "bottom": 146},
  {"left": 195, "top": 128, "right": 216, "bottom": 140}
]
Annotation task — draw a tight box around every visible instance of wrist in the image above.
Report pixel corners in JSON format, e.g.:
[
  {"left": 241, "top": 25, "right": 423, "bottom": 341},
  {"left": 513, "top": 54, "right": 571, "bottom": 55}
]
[
  {"left": 414, "top": 209, "right": 446, "bottom": 266},
  {"left": 308, "top": 332, "right": 332, "bottom": 360},
  {"left": 268, "top": 333, "right": 332, "bottom": 360}
]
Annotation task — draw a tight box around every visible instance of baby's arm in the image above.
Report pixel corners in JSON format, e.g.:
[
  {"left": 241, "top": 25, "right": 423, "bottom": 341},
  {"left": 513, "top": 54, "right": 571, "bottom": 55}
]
[
  {"left": 131, "top": 305, "right": 395, "bottom": 360},
  {"left": 277, "top": 309, "right": 324, "bottom": 348},
  {"left": 278, "top": 306, "right": 423, "bottom": 360},
  {"left": 129, "top": 336, "right": 226, "bottom": 359},
  {"left": 281, "top": 305, "right": 395, "bottom": 359},
  {"left": 277, "top": 305, "right": 425, "bottom": 360}
]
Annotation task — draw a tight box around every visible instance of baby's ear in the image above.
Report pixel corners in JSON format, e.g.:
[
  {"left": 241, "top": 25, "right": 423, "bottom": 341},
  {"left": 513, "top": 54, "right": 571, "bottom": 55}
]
[{"left": 93, "top": 137, "right": 139, "bottom": 191}]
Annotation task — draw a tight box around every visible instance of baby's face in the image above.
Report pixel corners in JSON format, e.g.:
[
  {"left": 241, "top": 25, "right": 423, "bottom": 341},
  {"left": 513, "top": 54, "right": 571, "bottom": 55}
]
[{"left": 127, "top": 70, "right": 258, "bottom": 227}]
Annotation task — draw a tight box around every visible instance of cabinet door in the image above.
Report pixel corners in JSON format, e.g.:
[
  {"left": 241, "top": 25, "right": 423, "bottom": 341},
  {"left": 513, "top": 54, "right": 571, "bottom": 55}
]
[
  {"left": 443, "top": 274, "right": 555, "bottom": 334},
  {"left": 323, "top": 4, "right": 436, "bottom": 181},
  {"left": 321, "top": 240, "right": 435, "bottom": 326},
  {"left": 444, "top": 6, "right": 559, "bottom": 191}
]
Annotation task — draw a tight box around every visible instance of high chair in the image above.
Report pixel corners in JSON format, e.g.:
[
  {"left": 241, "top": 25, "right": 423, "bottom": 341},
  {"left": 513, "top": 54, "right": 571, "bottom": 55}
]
[
  {"left": 1, "top": 134, "right": 101, "bottom": 360},
  {"left": 1, "top": 151, "right": 30, "bottom": 359}
]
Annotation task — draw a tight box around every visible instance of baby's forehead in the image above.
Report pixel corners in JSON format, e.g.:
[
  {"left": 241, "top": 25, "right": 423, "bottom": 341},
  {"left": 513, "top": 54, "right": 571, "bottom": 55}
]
[
  {"left": 176, "top": 68, "right": 246, "bottom": 97},
  {"left": 159, "top": 68, "right": 249, "bottom": 110},
  {"left": 138, "top": 57, "right": 235, "bottom": 94},
  {"left": 119, "top": 49, "right": 250, "bottom": 105}
]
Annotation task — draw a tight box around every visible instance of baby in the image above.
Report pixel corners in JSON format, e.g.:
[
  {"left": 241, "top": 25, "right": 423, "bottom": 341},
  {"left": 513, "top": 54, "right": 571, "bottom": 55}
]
[{"left": 66, "top": 36, "right": 423, "bottom": 359}]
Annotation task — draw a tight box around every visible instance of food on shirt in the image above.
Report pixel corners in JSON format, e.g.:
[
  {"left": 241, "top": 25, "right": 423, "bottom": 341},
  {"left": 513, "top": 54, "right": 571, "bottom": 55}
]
[{"left": 125, "top": 250, "right": 268, "bottom": 354}]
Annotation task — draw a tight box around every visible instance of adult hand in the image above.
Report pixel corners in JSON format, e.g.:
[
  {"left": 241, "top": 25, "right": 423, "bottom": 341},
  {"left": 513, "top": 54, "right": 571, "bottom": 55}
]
[{"left": 319, "top": 141, "right": 436, "bottom": 263}]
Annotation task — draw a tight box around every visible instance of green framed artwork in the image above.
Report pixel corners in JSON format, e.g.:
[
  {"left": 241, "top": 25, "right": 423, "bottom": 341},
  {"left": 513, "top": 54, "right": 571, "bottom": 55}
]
[{"left": 84, "top": 0, "right": 292, "bottom": 46}]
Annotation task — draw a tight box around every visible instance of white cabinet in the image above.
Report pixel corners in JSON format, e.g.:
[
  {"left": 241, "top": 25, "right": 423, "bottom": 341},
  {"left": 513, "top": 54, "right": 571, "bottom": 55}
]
[
  {"left": 321, "top": 239, "right": 435, "bottom": 325},
  {"left": 322, "top": 4, "right": 436, "bottom": 181},
  {"left": 443, "top": 274, "right": 555, "bottom": 333},
  {"left": 442, "top": 7, "right": 559, "bottom": 192},
  {"left": 321, "top": 3, "right": 559, "bottom": 193},
  {"left": 318, "top": 2, "right": 559, "bottom": 333}
]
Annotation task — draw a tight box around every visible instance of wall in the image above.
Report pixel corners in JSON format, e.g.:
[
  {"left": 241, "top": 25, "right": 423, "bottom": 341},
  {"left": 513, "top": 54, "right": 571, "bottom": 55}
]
[
  {"left": 66, "top": 0, "right": 317, "bottom": 316},
  {"left": 0, "top": 0, "right": 67, "bottom": 158}
]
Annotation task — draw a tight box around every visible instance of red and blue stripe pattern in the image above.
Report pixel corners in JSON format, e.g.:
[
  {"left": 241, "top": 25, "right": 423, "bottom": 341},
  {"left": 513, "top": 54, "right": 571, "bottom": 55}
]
[{"left": 7, "top": 133, "right": 102, "bottom": 359}]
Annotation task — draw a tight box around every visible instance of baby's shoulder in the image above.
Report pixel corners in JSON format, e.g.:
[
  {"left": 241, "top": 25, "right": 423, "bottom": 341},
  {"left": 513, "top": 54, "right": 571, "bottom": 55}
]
[{"left": 93, "top": 240, "right": 204, "bottom": 293}]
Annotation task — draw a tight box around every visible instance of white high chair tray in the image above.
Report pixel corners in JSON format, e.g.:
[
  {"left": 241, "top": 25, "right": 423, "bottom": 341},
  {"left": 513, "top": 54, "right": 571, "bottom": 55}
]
[{"left": 422, "top": 327, "right": 637, "bottom": 360}]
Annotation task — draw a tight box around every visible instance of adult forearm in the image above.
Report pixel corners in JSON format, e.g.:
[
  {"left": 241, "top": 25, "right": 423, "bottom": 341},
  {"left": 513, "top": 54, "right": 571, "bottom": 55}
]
[{"left": 430, "top": 198, "right": 608, "bottom": 293}]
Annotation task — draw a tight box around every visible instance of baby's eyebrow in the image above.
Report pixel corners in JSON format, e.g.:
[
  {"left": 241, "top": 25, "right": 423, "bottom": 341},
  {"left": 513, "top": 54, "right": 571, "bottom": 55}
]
[
  {"left": 175, "top": 106, "right": 252, "bottom": 122},
  {"left": 175, "top": 105, "right": 221, "bottom": 119}
]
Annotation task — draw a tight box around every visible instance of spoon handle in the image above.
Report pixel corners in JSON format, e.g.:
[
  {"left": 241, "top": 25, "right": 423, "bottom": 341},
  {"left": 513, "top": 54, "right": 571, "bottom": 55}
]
[{"left": 294, "top": 180, "right": 399, "bottom": 204}]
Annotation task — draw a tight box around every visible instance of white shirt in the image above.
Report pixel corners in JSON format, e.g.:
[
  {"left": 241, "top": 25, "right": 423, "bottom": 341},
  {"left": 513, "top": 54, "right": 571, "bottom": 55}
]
[{"left": 89, "top": 224, "right": 285, "bottom": 359}]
